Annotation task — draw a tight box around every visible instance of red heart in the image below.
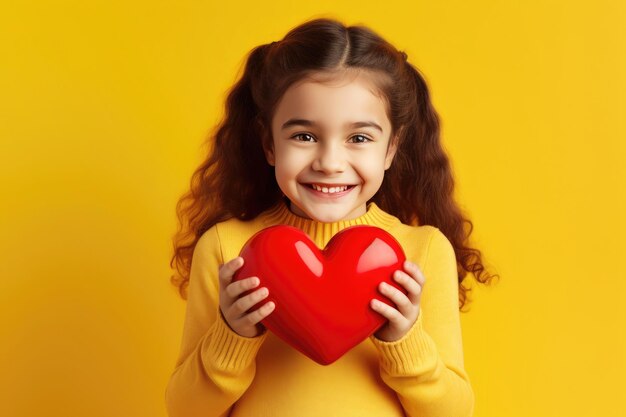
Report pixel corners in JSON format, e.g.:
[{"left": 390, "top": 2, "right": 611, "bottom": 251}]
[{"left": 232, "top": 225, "right": 407, "bottom": 365}]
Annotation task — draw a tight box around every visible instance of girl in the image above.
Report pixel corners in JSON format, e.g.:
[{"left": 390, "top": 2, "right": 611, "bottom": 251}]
[{"left": 166, "top": 17, "right": 496, "bottom": 417}]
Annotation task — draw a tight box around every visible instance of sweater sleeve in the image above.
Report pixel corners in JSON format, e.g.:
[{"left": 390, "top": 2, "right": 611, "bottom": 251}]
[
  {"left": 165, "top": 224, "right": 268, "bottom": 417},
  {"left": 369, "top": 227, "right": 475, "bottom": 417}
]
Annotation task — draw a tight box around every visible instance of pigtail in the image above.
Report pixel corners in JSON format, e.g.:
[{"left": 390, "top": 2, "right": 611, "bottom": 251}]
[
  {"left": 169, "top": 42, "right": 281, "bottom": 300},
  {"left": 208, "top": 43, "right": 281, "bottom": 219},
  {"left": 379, "top": 60, "right": 499, "bottom": 310}
]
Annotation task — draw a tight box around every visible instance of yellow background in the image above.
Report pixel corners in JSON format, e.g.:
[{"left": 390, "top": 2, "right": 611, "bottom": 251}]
[{"left": 1, "top": 1, "right": 624, "bottom": 416}]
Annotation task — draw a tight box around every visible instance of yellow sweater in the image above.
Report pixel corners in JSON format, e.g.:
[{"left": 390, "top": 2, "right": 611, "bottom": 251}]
[{"left": 165, "top": 199, "right": 475, "bottom": 417}]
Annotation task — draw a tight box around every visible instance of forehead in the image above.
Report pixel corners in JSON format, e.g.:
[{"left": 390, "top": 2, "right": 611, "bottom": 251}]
[{"left": 271, "top": 69, "right": 391, "bottom": 133}]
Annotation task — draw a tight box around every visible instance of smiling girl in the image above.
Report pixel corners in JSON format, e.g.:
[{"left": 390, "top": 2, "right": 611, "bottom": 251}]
[{"left": 166, "top": 17, "right": 496, "bottom": 417}]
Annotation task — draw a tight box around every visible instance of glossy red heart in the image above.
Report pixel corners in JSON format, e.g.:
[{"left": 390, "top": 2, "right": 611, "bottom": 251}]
[{"left": 232, "top": 224, "right": 407, "bottom": 365}]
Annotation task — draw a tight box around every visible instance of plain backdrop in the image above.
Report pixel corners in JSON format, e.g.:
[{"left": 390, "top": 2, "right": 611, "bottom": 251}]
[{"left": 1, "top": 1, "right": 624, "bottom": 416}]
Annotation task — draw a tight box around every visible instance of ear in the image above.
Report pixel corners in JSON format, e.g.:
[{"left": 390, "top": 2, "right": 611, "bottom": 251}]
[
  {"left": 384, "top": 135, "right": 399, "bottom": 170},
  {"left": 263, "top": 137, "right": 276, "bottom": 166},
  {"left": 257, "top": 117, "right": 276, "bottom": 166}
]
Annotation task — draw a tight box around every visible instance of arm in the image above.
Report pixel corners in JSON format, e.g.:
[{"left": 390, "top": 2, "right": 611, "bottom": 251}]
[
  {"left": 165, "top": 225, "right": 268, "bottom": 417},
  {"left": 369, "top": 227, "right": 475, "bottom": 417}
]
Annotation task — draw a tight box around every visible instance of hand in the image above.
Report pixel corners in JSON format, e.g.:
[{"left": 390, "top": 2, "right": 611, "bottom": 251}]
[
  {"left": 370, "top": 260, "right": 425, "bottom": 342},
  {"left": 218, "top": 256, "right": 276, "bottom": 338}
]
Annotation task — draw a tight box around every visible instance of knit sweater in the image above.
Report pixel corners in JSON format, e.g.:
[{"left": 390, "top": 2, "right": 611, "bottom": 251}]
[{"left": 165, "top": 199, "right": 475, "bottom": 417}]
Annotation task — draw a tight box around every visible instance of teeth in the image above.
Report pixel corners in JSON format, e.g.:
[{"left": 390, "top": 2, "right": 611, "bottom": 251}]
[{"left": 311, "top": 184, "right": 349, "bottom": 193}]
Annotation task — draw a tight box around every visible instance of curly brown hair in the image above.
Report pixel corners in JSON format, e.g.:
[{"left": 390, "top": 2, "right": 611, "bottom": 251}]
[{"left": 170, "top": 17, "right": 499, "bottom": 311}]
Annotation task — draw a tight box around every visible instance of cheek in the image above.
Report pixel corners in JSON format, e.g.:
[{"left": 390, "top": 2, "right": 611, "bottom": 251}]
[
  {"left": 275, "top": 148, "right": 309, "bottom": 175},
  {"left": 356, "top": 151, "right": 387, "bottom": 180}
]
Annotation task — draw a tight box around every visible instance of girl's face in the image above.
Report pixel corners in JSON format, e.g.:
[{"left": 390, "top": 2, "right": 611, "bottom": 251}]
[{"left": 265, "top": 70, "right": 398, "bottom": 223}]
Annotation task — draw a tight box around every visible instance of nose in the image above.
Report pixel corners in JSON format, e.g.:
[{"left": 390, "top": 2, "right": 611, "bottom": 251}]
[{"left": 311, "top": 142, "right": 346, "bottom": 174}]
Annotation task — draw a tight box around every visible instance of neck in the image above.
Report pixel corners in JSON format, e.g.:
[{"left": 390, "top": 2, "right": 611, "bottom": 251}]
[{"left": 259, "top": 197, "right": 400, "bottom": 248}]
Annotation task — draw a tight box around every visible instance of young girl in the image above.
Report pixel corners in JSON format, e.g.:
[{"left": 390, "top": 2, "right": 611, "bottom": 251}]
[{"left": 166, "top": 17, "right": 496, "bottom": 417}]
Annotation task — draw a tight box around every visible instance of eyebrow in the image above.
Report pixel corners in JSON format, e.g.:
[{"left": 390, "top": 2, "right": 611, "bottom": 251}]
[{"left": 280, "top": 118, "right": 383, "bottom": 134}]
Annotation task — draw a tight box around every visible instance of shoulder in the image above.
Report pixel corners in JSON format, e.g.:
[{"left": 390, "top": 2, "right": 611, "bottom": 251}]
[
  {"left": 387, "top": 222, "right": 455, "bottom": 269},
  {"left": 193, "top": 223, "right": 224, "bottom": 267},
  {"left": 197, "top": 214, "right": 271, "bottom": 264}
]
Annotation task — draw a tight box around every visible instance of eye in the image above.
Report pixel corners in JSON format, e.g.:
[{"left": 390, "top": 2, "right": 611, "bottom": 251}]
[
  {"left": 349, "top": 134, "right": 373, "bottom": 144},
  {"left": 292, "top": 133, "right": 316, "bottom": 142}
]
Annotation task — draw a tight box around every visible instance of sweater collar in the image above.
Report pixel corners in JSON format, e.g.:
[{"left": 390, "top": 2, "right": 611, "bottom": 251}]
[{"left": 260, "top": 197, "right": 400, "bottom": 248}]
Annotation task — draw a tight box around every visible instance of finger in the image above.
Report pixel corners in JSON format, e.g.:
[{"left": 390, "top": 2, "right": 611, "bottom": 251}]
[
  {"left": 379, "top": 281, "right": 414, "bottom": 318},
  {"left": 370, "top": 298, "right": 405, "bottom": 325},
  {"left": 225, "top": 276, "right": 259, "bottom": 298},
  {"left": 237, "top": 301, "right": 276, "bottom": 327},
  {"left": 404, "top": 260, "right": 426, "bottom": 287},
  {"left": 393, "top": 270, "right": 422, "bottom": 305},
  {"left": 218, "top": 256, "right": 244, "bottom": 288},
  {"left": 230, "top": 287, "right": 270, "bottom": 317}
]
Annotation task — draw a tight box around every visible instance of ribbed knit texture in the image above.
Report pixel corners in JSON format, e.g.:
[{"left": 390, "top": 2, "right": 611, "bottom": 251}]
[
  {"left": 259, "top": 198, "right": 400, "bottom": 248},
  {"left": 368, "top": 308, "right": 440, "bottom": 376},
  {"left": 205, "top": 310, "right": 268, "bottom": 372}
]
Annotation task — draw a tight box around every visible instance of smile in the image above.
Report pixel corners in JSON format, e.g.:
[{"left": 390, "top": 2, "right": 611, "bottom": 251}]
[{"left": 302, "top": 183, "right": 356, "bottom": 197}]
